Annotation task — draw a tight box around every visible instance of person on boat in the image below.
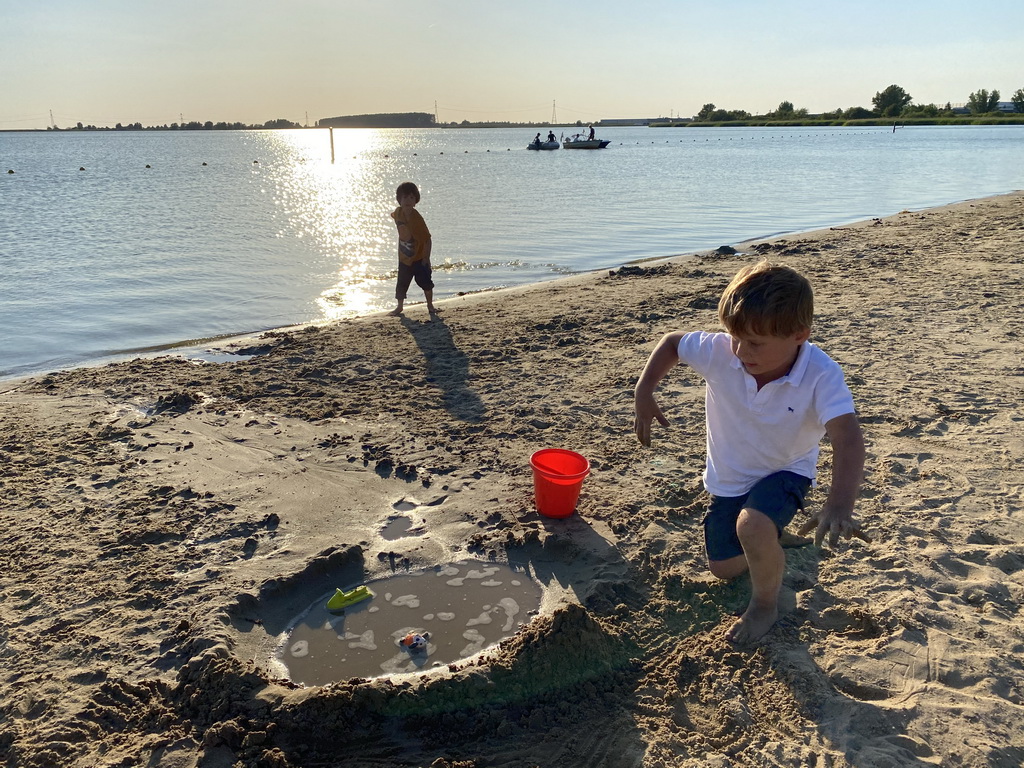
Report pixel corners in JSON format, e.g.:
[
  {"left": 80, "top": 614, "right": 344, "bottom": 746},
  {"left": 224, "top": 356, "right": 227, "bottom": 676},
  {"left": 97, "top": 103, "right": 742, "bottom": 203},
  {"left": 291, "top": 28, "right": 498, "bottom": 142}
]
[
  {"left": 533, "top": 133, "right": 541, "bottom": 145},
  {"left": 547, "top": 131, "right": 556, "bottom": 142},
  {"left": 588, "top": 125, "right": 595, "bottom": 140}
]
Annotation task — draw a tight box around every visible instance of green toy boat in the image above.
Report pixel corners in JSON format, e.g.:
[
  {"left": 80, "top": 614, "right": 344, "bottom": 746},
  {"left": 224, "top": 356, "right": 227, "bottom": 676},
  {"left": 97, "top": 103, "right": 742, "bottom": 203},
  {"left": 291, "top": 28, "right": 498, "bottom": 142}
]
[{"left": 326, "top": 585, "right": 374, "bottom": 612}]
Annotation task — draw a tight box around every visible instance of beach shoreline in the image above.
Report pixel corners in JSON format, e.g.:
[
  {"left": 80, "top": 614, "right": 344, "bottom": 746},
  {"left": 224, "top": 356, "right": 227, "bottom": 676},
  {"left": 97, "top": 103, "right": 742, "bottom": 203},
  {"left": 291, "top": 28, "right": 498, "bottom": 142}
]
[
  {"left": 6, "top": 188, "right": 1019, "bottom": 386},
  {"left": 2, "top": 192, "right": 1023, "bottom": 767}
]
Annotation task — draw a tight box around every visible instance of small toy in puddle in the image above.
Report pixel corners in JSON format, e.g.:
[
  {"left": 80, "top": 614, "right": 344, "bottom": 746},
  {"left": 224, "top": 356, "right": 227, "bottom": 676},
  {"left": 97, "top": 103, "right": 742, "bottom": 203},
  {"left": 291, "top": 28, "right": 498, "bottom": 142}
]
[
  {"left": 326, "top": 585, "right": 374, "bottom": 612},
  {"left": 399, "top": 632, "right": 430, "bottom": 651}
]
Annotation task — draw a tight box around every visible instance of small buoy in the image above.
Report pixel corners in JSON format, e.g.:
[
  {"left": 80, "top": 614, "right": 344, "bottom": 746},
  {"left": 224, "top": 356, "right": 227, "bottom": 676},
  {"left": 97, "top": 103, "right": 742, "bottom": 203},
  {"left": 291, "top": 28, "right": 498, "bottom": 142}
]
[
  {"left": 79, "top": 167, "right": 85, "bottom": 171},
  {"left": 201, "top": 162, "right": 207, "bottom": 166},
  {"left": 253, "top": 160, "right": 259, "bottom": 164},
  {"left": 145, "top": 164, "right": 151, "bottom": 168},
  {"left": 439, "top": 151, "right": 443, "bottom": 155},
  {"left": 7, "top": 169, "right": 13, "bottom": 174}
]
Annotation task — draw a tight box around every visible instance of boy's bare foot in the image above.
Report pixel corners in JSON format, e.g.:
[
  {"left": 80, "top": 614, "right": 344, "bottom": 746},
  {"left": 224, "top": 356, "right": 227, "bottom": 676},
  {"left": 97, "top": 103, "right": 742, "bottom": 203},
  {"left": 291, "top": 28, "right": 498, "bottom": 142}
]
[
  {"left": 726, "top": 603, "right": 778, "bottom": 645},
  {"left": 387, "top": 307, "right": 403, "bottom": 317}
]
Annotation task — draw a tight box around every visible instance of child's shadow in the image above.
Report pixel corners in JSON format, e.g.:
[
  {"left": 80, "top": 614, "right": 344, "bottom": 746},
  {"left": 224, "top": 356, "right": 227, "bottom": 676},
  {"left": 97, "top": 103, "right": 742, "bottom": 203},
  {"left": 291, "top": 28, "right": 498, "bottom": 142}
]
[{"left": 400, "top": 315, "right": 484, "bottom": 423}]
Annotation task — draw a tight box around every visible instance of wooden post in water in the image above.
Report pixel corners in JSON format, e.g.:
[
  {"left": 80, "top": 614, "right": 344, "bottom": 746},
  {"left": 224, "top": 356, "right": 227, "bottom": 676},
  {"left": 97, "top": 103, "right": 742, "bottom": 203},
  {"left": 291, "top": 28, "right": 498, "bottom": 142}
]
[{"left": 329, "top": 127, "right": 335, "bottom": 163}]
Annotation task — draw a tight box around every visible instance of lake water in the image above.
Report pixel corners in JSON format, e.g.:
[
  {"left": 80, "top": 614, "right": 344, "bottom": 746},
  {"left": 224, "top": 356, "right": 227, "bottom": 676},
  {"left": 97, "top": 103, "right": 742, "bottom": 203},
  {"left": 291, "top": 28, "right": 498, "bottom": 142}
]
[{"left": 2, "top": 125, "right": 1023, "bottom": 379}]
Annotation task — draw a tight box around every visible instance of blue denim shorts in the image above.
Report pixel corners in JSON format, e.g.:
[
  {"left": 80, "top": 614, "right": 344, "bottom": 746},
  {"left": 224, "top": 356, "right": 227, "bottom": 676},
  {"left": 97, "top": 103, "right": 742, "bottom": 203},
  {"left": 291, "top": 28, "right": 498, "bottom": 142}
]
[
  {"left": 703, "top": 471, "right": 811, "bottom": 562},
  {"left": 396, "top": 260, "right": 434, "bottom": 299}
]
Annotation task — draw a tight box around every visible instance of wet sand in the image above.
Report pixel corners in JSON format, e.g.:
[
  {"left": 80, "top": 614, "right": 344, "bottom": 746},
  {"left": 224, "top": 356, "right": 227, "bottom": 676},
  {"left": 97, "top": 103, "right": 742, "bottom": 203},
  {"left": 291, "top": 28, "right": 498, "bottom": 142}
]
[{"left": 2, "top": 192, "right": 1023, "bottom": 767}]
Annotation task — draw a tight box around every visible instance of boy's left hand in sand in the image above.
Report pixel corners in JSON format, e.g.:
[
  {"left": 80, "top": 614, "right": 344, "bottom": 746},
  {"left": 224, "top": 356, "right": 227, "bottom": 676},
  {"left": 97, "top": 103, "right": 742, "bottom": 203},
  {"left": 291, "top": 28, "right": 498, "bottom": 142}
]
[{"left": 797, "top": 507, "right": 871, "bottom": 548}]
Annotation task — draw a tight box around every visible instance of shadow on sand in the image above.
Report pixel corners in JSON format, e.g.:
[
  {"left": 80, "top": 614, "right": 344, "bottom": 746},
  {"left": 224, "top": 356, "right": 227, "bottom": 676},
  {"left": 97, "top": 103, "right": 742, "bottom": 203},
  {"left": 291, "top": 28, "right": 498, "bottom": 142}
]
[{"left": 399, "top": 315, "right": 484, "bottom": 423}]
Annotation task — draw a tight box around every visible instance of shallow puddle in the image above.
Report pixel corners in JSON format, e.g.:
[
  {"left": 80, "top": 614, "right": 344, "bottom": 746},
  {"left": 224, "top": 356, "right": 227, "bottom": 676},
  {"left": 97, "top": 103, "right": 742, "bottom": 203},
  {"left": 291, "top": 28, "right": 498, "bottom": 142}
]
[
  {"left": 274, "top": 561, "right": 542, "bottom": 685},
  {"left": 381, "top": 516, "right": 415, "bottom": 540}
]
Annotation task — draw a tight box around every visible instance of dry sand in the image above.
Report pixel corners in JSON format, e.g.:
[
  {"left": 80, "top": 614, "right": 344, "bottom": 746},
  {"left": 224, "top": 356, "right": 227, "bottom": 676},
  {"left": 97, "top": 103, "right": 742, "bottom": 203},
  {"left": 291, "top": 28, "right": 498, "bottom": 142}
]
[{"left": 2, "top": 192, "right": 1023, "bottom": 768}]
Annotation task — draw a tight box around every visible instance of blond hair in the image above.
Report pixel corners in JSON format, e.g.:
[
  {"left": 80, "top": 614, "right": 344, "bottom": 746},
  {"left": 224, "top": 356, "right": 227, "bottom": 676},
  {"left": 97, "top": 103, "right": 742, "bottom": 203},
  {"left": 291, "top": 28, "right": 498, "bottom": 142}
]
[{"left": 718, "top": 260, "right": 813, "bottom": 337}]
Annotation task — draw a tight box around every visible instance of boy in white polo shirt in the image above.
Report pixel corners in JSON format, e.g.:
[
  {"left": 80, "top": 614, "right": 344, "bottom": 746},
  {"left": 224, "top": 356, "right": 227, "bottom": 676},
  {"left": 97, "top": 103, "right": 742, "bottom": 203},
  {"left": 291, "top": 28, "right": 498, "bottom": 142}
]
[{"left": 633, "top": 260, "right": 866, "bottom": 645}]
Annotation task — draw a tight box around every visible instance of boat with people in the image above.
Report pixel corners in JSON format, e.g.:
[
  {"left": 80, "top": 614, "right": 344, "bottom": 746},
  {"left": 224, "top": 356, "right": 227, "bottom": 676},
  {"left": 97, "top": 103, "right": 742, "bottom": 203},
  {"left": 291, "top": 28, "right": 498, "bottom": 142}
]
[
  {"left": 527, "top": 139, "right": 560, "bottom": 151},
  {"left": 563, "top": 126, "right": 609, "bottom": 149},
  {"left": 528, "top": 131, "right": 561, "bottom": 151}
]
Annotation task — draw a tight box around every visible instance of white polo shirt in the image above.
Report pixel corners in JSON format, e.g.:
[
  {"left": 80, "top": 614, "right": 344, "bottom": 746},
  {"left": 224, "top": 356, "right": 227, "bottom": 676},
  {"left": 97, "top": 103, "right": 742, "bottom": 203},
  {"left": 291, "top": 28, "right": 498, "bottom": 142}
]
[{"left": 677, "top": 331, "right": 855, "bottom": 497}]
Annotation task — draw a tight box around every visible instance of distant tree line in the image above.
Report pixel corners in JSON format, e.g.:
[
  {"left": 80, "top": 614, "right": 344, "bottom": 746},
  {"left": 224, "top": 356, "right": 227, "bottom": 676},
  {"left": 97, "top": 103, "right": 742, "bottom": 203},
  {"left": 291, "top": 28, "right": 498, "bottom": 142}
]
[
  {"left": 687, "top": 84, "right": 1024, "bottom": 125},
  {"left": 58, "top": 118, "right": 302, "bottom": 131},
  {"left": 45, "top": 88, "right": 1024, "bottom": 132}
]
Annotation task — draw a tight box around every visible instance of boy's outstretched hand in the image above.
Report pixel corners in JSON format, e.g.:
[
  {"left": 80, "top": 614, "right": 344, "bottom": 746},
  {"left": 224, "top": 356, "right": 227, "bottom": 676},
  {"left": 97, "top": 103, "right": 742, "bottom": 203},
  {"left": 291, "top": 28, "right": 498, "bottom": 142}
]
[
  {"left": 797, "top": 505, "right": 871, "bottom": 548},
  {"left": 805, "top": 413, "right": 868, "bottom": 548},
  {"left": 633, "top": 332, "right": 684, "bottom": 447},
  {"left": 634, "top": 392, "right": 669, "bottom": 447}
]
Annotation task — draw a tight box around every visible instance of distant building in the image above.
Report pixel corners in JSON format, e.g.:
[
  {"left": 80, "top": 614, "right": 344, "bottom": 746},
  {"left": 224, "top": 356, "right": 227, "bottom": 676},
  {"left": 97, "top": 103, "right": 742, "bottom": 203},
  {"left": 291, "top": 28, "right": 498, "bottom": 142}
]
[
  {"left": 318, "top": 112, "right": 435, "bottom": 128},
  {"left": 950, "top": 101, "right": 1017, "bottom": 115},
  {"left": 597, "top": 118, "right": 654, "bottom": 126}
]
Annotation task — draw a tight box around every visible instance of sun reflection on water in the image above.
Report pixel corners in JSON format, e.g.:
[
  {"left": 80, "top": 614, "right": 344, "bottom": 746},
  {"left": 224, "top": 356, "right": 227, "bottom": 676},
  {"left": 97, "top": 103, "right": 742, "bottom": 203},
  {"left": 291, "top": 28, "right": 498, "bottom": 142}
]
[{"left": 262, "top": 129, "right": 399, "bottom": 319}]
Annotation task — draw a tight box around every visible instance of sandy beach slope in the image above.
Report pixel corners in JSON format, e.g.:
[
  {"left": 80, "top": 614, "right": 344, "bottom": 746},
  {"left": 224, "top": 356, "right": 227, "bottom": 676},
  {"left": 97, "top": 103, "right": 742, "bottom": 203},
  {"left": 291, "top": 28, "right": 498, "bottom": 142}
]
[{"left": 1, "top": 192, "right": 1023, "bottom": 768}]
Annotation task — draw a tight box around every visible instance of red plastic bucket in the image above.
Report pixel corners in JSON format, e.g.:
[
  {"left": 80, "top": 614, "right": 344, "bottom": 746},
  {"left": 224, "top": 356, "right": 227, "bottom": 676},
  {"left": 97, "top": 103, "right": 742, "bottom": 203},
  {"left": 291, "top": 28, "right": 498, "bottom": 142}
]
[{"left": 530, "top": 449, "right": 590, "bottom": 518}]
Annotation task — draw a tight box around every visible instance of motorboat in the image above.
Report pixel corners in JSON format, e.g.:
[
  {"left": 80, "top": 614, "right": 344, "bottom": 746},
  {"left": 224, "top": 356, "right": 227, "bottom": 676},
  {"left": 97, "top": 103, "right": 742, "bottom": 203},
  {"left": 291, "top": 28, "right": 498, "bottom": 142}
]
[
  {"left": 563, "top": 137, "right": 610, "bottom": 149},
  {"left": 527, "top": 139, "right": 560, "bottom": 151}
]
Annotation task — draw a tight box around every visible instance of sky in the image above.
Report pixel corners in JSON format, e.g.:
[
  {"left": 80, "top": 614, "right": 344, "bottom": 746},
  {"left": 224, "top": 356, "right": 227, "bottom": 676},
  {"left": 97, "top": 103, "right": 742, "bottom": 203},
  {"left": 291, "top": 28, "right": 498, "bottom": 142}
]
[{"left": 2, "top": 0, "right": 1023, "bottom": 130}]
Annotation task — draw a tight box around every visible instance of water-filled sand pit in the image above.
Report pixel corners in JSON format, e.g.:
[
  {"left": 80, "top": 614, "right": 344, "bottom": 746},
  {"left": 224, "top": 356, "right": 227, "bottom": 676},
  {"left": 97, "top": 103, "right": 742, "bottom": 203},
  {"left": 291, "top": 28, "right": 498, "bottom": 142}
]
[{"left": 274, "top": 561, "right": 542, "bottom": 683}]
